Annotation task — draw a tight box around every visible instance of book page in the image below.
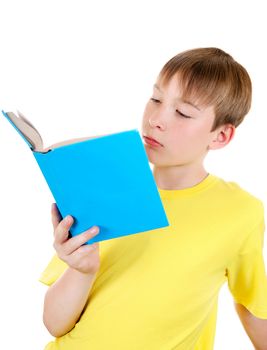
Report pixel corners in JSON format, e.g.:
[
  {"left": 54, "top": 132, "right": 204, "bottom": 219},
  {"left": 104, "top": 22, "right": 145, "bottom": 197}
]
[
  {"left": 6, "top": 111, "right": 44, "bottom": 152},
  {"left": 44, "top": 135, "right": 102, "bottom": 152}
]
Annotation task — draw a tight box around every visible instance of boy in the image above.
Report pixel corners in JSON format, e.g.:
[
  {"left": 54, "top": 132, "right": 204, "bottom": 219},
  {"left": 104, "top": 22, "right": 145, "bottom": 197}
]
[{"left": 40, "top": 47, "right": 267, "bottom": 349}]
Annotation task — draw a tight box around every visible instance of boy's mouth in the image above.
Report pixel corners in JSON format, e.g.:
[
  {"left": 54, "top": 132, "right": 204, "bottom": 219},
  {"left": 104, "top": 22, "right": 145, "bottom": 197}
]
[{"left": 143, "top": 135, "right": 163, "bottom": 147}]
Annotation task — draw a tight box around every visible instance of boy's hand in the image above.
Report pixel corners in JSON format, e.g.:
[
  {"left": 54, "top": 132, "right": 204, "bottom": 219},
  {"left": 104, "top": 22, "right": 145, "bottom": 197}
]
[{"left": 51, "top": 203, "right": 100, "bottom": 275}]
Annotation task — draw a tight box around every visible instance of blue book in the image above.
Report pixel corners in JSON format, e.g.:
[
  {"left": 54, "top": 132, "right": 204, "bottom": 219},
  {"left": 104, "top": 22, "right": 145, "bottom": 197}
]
[{"left": 2, "top": 110, "right": 169, "bottom": 244}]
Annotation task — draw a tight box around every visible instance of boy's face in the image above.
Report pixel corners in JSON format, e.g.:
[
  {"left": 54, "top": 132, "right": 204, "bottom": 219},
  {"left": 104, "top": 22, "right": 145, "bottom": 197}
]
[{"left": 141, "top": 75, "right": 220, "bottom": 168}]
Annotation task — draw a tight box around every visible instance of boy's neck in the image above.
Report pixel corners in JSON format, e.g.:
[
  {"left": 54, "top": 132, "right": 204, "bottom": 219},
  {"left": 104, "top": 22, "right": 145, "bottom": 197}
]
[{"left": 153, "top": 164, "right": 209, "bottom": 190}]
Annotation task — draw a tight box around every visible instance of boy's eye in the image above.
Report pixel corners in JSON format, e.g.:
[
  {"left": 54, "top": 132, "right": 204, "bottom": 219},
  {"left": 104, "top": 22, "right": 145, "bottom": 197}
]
[
  {"left": 150, "top": 98, "right": 161, "bottom": 103},
  {"left": 176, "top": 109, "right": 191, "bottom": 119}
]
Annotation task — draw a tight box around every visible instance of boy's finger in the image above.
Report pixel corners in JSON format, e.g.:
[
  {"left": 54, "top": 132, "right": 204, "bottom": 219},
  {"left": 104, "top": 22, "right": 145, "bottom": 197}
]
[
  {"left": 51, "top": 203, "right": 59, "bottom": 228},
  {"left": 63, "top": 226, "right": 100, "bottom": 255},
  {"left": 54, "top": 215, "right": 74, "bottom": 244},
  {"left": 51, "top": 203, "right": 63, "bottom": 230}
]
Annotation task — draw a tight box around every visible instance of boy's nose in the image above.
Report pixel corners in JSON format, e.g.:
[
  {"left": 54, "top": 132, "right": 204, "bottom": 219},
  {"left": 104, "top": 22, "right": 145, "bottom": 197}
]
[{"left": 148, "top": 116, "right": 166, "bottom": 130}]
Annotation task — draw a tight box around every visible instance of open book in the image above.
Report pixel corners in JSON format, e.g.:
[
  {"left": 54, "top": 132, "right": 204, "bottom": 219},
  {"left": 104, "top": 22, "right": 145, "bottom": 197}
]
[{"left": 2, "top": 110, "right": 169, "bottom": 244}]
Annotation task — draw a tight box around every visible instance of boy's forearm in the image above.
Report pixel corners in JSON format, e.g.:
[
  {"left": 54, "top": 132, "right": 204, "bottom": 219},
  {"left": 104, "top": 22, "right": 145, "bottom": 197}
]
[
  {"left": 234, "top": 303, "right": 267, "bottom": 350},
  {"left": 43, "top": 267, "right": 97, "bottom": 337}
]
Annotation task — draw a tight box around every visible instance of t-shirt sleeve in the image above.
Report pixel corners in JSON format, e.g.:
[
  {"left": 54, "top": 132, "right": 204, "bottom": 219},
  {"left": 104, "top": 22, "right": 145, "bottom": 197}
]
[
  {"left": 39, "top": 254, "right": 68, "bottom": 286},
  {"left": 226, "top": 214, "right": 267, "bottom": 319}
]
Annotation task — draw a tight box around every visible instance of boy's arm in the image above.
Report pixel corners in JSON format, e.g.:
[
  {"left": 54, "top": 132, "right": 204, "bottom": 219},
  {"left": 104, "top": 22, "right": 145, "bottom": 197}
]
[
  {"left": 234, "top": 302, "right": 267, "bottom": 350},
  {"left": 43, "top": 204, "right": 100, "bottom": 337},
  {"left": 44, "top": 267, "right": 98, "bottom": 337}
]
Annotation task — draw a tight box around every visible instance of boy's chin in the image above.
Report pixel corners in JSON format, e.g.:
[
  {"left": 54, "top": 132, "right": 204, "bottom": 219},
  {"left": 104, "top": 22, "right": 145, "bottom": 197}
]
[
  {"left": 144, "top": 146, "right": 170, "bottom": 167},
  {"left": 146, "top": 156, "right": 167, "bottom": 168}
]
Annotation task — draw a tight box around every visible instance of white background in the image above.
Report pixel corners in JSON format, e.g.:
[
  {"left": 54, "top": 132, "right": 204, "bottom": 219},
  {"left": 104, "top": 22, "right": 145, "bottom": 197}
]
[{"left": 0, "top": 1, "right": 266, "bottom": 349}]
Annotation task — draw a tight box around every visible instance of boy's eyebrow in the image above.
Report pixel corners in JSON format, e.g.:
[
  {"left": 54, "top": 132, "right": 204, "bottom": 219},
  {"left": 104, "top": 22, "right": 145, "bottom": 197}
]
[
  {"left": 154, "top": 84, "right": 162, "bottom": 92},
  {"left": 183, "top": 99, "right": 201, "bottom": 111},
  {"left": 153, "top": 84, "right": 201, "bottom": 111}
]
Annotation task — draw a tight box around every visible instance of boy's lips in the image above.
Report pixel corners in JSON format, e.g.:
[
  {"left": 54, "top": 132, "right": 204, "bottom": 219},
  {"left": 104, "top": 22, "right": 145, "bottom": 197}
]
[{"left": 143, "top": 135, "right": 163, "bottom": 147}]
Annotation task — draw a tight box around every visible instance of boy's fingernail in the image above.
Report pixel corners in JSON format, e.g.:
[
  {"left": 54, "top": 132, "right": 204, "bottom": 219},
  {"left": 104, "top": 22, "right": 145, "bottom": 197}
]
[
  {"left": 90, "top": 226, "right": 99, "bottom": 234},
  {"left": 64, "top": 215, "right": 72, "bottom": 224}
]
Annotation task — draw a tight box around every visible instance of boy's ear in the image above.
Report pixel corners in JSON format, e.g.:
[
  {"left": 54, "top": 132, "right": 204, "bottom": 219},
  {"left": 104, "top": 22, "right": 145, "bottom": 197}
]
[{"left": 208, "top": 124, "right": 235, "bottom": 150}]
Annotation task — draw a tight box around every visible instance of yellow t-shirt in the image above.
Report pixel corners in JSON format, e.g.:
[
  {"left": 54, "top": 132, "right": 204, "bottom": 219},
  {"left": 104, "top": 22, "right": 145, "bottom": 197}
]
[{"left": 40, "top": 174, "right": 267, "bottom": 350}]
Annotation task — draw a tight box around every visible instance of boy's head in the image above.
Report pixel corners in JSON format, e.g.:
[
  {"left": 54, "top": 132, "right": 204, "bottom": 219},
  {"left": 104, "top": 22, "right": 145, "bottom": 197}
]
[
  {"left": 158, "top": 47, "right": 252, "bottom": 131},
  {"left": 142, "top": 47, "right": 252, "bottom": 169}
]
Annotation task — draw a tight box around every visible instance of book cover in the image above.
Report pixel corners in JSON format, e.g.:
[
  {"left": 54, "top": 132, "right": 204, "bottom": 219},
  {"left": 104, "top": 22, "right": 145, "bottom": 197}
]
[{"left": 2, "top": 110, "right": 169, "bottom": 244}]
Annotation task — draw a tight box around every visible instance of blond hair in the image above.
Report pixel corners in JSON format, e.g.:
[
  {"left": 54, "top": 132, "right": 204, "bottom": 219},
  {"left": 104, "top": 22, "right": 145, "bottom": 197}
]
[{"left": 159, "top": 47, "right": 252, "bottom": 130}]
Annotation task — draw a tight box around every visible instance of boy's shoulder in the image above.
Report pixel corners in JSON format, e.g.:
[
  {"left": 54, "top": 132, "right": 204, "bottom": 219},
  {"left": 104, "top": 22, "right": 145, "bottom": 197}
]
[
  {"left": 213, "top": 175, "right": 264, "bottom": 217},
  {"left": 216, "top": 175, "right": 261, "bottom": 199}
]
